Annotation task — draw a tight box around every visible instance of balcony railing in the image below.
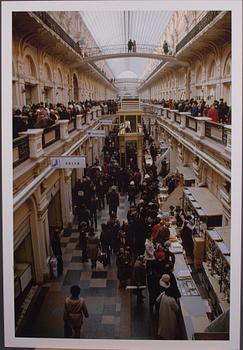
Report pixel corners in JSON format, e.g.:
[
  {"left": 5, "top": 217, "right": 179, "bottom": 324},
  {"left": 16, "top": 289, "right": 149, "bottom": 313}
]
[
  {"left": 13, "top": 135, "right": 29, "bottom": 168},
  {"left": 186, "top": 116, "right": 198, "bottom": 131},
  {"left": 205, "top": 121, "right": 227, "bottom": 145},
  {"left": 33, "top": 12, "right": 81, "bottom": 54},
  {"left": 31, "top": 12, "right": 114, "bottom": 87},
  {"left": 42, "top": 124, "right": 60, "bottom": 148},
  {"left": 68, "top": 117, "right": 76, "bottom": 133},
  {"left": 176, "top": 11, "right": 221, "bottom": 52},
  {"left": 175, "top": 112, "right": 181, "bottom": 124}
]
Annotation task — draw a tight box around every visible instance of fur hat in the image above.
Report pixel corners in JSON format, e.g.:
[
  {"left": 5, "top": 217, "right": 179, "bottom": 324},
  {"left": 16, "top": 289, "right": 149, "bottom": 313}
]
[{"left": 159, "top": 274, "right": 171, "bottom": 289}]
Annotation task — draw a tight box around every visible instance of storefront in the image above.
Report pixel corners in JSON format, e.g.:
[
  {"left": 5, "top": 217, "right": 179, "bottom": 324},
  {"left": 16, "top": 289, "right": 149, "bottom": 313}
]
[
  {"left": 177, "top": 165, "right": 195, "bottom": 187},
  {"left": 202, "top": 226, "right": 230, "bottom": 318},
  {"left": 183, "top": 187, "right": 223, "bottom": 232},
  {"left": 14, "top": 217, "right": 34, "bottom": 319},
  {"left": 47, "top": 180, "right": 62, "bottom": 234}
]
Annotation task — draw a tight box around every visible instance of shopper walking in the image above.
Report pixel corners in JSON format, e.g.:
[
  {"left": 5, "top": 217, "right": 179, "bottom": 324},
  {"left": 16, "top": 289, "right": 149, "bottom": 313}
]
[
  {"left": 87, "top": 227, "right": 100, "bottom": 269},
  {"left": 156, "top": 275, "right": 179, "bottom": 340},
  {"left": 64, "top": 285, "right": 89, "bottom": 338}
]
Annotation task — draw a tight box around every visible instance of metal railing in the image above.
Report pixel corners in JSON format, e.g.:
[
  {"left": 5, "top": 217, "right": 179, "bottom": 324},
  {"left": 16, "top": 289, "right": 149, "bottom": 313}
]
[
  {"left": 140, "top": 11, "right": 221, "bottom": 87},
  {"left": 176, "top": 11, "right": 221, "bottom": 52},
  {"left": 13, "top": 135, "right": 30, "bottom": 168},
  {"left": 205, "top": 121, "right": 227, "bottom": 145},
  {"left": 31, "top": 12, "right": 115, "bottom": 87},
  {"left": 33, "top": 12, "right": 81, "bottom": 54},
  {"left": 175, "top": 112, "right": 181, "bottom": 124},
  {"left": 82, "top": 44, "right": 167, "bottom": 57},
  {"left": 42, "top": 124, "right": 60, "bottom": 148},
  {"left": 186, "top": 115, "right": 198, "bottom": 131}
]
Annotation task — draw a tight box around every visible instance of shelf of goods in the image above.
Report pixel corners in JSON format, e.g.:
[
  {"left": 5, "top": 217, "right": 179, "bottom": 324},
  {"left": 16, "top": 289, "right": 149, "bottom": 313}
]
[
  {"left": 202, "top": 226, "right": 230, "bottom": 317},
  {"left": 168, "top": 224, "right": 210, "bottom": 339}
]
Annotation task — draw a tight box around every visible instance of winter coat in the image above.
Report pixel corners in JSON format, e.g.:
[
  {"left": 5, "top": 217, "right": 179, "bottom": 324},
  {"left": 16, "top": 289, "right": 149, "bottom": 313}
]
[
  {"left": 108, "top": 191, "right": 119, "bottom": 210},
  {"left": 207, "top": 108, "right": 219, "bottom": 123},
  {"left": 133, "top": 260, "right": 146, "bottom": 286},
  {"left": 87, "top": 235, "right": 99, "bottom": 260},
  {"left": 64, "top": 297, "right": 88, "bottom": 328},
  {"left": 144, "top": 238, "right": 156, "bottom": 261},
  {"left": 116, "top": 252, "right": 132, "bottom": 281},
  {"left": 157, "top": 292, "right": 179, "bottom": 339}
]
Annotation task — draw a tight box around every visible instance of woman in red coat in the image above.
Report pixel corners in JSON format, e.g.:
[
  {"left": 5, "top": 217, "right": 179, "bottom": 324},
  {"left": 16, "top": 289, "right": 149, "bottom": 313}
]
[{"left": 207, "top": 104, "right": 219, "bottom": 123}]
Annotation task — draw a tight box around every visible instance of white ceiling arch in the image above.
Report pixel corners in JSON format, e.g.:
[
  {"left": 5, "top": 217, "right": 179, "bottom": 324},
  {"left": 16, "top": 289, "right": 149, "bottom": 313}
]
[{"left": 80, "top": 10, "right": 172, "bottom": 79}]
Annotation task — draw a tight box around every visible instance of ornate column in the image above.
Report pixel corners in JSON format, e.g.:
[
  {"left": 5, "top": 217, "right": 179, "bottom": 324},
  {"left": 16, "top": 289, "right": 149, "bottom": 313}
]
[
  {"left": 31, "top": 191, "right": 52, "bottom": 282},
  {"left": 60, "top": 169, "right": 74, "bottom": 227},
  {"left": 185, "top": 67, "right": 191, "bottom": 100}
]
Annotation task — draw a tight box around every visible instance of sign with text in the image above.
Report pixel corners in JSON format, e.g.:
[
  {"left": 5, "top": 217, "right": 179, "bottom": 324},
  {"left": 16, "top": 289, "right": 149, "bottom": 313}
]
[
  {"left": 99, "top": 119, "right": 113, "bottom": 125},
  {"left": 50, "top": 156, "right": 86, "bottom": 169},
  {"left": 87, "top": 130, "right": 106, "bottom": 137}
]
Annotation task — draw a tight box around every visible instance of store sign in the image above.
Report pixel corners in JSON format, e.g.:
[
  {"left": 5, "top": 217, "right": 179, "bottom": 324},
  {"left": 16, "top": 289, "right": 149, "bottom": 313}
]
[
  {"left": 99, "top": 119, "right": 113, "bottom": 125},
  {"left": 50, "top": 156, "right": 86, "bottom": 169},
  {"left": 87, "top": 130, "right": 106, "bottom": 137}
]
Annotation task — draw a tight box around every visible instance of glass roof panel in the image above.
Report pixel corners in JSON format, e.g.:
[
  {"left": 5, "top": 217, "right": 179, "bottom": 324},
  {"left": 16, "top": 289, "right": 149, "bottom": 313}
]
[{"left": 80, "top": 11, "right": 172, "bottom": 79}]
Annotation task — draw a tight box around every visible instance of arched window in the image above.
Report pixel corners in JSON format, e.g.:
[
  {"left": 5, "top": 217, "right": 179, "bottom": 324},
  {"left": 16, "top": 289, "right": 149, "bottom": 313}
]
[
  {"left": 208, "top": 60, "right": 216, "bottom": 79},
  {"left": 73, "top": 73, "right": 79, "bottom": 101},
  {"left": 43, "top": 62, "right": 52, "bottom": 82},
  {"left": 56, "top": 68, "right": 63, "bottom": 85},
  {"left": 196, "top": 65, "right": 203, "bottom": 83},
  {"left": 24, "top": 55, "right": 37, "bottom": 78},
  {"left": 223, "top": 55, "right": 231, "bottom": 76}
]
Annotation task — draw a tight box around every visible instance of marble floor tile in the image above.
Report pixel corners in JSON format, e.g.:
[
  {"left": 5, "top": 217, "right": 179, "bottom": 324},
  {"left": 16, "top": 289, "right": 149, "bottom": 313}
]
[
  {"left": 66, "top": 242, "right": 77, "bottom": 249},
  {"left": 80, "top": 271, "right": 92, "bottom": 280},
  {"left": 101, "top": 315, "right": 115, "bottom": 325},
  {"left": 90, "top": 279, "right": 107, "bottom": 288},
  {"left": 60, "top": 237, "right": 70, "bottom": 243},
  {"left": 71, "top": 231, "right": 79, "bottom": 238},
  {"left": 63, "top": 270, "right": 82, "bottom": 285},
  {"left": 72, "top": 249, "right": 82, "bottom": 256}
]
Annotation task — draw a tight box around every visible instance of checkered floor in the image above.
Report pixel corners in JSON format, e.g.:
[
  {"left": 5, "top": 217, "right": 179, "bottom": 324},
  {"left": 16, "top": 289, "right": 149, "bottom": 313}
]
[{"left": 21, "top": 195, "right": 157, "bottom": 339}]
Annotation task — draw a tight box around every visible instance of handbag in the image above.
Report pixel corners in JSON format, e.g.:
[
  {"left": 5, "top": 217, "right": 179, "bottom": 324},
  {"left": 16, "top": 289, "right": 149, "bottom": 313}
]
[{"left": 97, "top": 251, "right": 107, "bottom": 264}]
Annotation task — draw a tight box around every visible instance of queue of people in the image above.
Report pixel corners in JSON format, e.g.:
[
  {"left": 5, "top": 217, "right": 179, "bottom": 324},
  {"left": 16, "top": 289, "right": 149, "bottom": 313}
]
[
  {"left": 62, "top": 121, "right": 201, "bottom": 340},
  {"left": 13, "top": 99, "right": 118, "bottom": 139},
  {"left": 143, "top": 97, "right": 231, "bottom": 124}
]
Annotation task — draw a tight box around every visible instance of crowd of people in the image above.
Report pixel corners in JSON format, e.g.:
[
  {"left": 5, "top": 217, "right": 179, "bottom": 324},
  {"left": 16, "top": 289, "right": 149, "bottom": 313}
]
[
  {"left": 13, "top": 99, "right": 118, "bottom": 139},
  {"left": 144, "top": 97, "right": 231, "bottom": 124},
  {"left": 60, "top": 125, "right": 199, "bottom": 340}
]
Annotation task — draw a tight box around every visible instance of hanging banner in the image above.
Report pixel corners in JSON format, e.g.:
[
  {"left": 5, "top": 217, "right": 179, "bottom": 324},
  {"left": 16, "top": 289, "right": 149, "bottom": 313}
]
[
  {"left": 50, "top": 156, "right": 86, "bottom": 169},
  {"left": 87, "top": 130, "right": 106, "bottom": 137}
]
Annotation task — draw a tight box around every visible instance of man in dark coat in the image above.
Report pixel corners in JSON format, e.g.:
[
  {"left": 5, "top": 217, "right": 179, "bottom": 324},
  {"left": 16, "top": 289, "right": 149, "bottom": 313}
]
[
  {"left": 133, "top": 255, "right": 146, "bottom": 303},
  {"left": 108, "top": 186, "right": 120, "bottom": 216},
  {"left": 50, "top": 229, "right": 63, "bottom": 276}
]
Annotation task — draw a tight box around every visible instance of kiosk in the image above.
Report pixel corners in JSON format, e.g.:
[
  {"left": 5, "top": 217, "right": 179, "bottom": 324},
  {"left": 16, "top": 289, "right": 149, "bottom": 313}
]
[{"left": 118, "top": 98, "right": 144, "bottom": 170}]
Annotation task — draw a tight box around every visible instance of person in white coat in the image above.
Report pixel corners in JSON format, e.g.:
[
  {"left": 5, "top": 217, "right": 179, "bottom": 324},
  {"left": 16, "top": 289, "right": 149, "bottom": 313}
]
[{"left": 156, "top": 274, "right": 180, "bottom": 339}]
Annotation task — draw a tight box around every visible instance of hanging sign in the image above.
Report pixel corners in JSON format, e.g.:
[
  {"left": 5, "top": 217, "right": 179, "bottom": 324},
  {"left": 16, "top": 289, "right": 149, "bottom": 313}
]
[
  {"left": 99, "top": 119, "right": 113, "bottom": 125},
  {"left": 50, "top": 156, "right": 86, "bottom": 169},
  {"left": 87, "top": 130, "right": 106, "bottom": 137}
]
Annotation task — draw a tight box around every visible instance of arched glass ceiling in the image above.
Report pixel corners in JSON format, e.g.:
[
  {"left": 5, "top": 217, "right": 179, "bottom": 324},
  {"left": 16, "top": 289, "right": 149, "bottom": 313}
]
[{"left": 80, "top": 11, "right": 172, "bottom": 79}]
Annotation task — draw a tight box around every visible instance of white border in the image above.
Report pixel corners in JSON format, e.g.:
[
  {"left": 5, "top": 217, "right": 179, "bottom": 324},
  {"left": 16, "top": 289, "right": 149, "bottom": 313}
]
[{"left": 2, "top": 1, "right": 242, "bottom": 349}]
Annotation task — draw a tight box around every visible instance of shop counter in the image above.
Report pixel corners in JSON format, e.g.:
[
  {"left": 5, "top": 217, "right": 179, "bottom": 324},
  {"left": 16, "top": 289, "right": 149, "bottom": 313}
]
[{"left": 172, "top": 249, "right": 210, "bottom": 339}]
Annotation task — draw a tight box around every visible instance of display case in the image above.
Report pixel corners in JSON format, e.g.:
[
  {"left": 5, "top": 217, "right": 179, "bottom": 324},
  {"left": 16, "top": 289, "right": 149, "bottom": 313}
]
[
  {"left": 202, "top": 227, "right": 230, "bottom": 316},
  {"left": 183, "top": 187, "right": 223, "bottom": 232}
]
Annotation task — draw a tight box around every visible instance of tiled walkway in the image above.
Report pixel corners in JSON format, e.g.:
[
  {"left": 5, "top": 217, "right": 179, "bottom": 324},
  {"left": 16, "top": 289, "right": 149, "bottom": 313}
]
[{"left": 23, "top": 195, "right": 157, "bottom": 339}]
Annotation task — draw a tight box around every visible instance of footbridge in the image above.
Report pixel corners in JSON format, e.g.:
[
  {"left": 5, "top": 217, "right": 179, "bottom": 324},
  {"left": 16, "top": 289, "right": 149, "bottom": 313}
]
[{"left": 80, "top": 44, "right": 189, "bottom": 67}]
